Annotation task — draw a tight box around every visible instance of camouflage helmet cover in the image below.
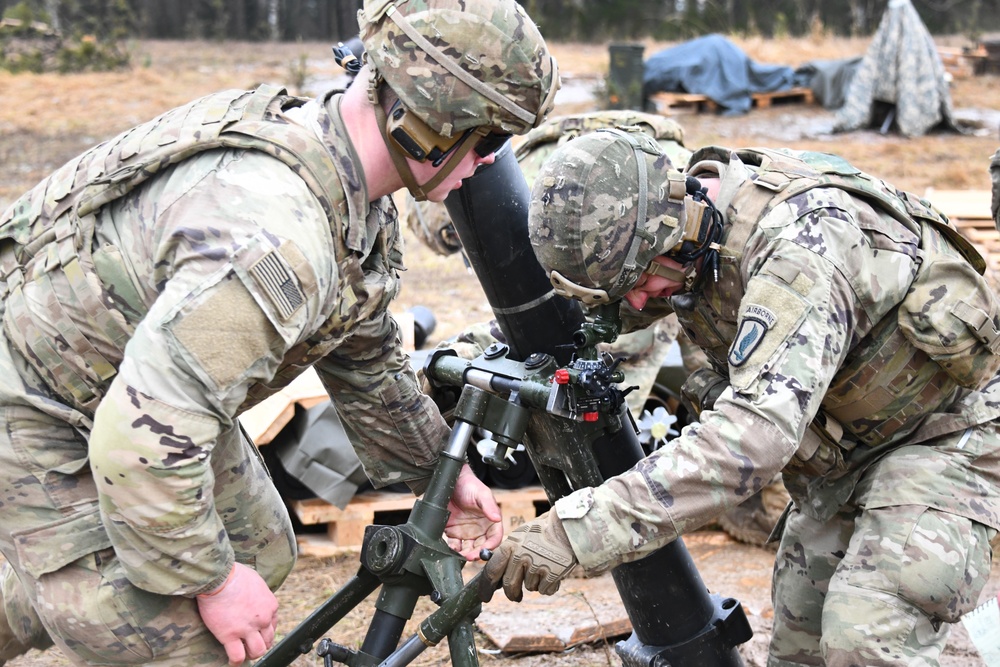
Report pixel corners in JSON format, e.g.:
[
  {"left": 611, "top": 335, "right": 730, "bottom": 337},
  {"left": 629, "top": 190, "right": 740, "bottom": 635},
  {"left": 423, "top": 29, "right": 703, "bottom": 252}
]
[
  {"left": 359, "top": 0, "right": 560, "bottom": 138},
  {"left": 515, "top": 109, "right": 690, "bottom": 187},
  {"left": 529, "top": 128, "right": 693, "bottom": 305}
]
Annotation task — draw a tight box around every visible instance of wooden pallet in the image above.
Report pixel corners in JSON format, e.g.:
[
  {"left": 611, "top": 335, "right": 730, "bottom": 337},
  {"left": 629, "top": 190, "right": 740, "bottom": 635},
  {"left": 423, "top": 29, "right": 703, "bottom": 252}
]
[
  {"left": 752, "top": 87, "right": 815, "bottom": 108},
  {"left": 294, "top": 486, "right": 551, "bottom": 557},
  {"left": 651, "top": 86, "right": 814, "bottom": 114},
  {"left": 938, "top": 45, "right": 988, "bottom": 79},
  {"left": 924, "top": 189, "right": 1000, "bottom": 276}
]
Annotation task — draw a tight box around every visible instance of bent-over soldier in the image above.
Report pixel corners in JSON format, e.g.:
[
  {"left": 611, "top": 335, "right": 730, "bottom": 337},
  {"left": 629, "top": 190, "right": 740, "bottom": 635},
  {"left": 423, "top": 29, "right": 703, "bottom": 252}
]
[{"left": 485, "top": 129, "right": 1000, "bottom": 667}]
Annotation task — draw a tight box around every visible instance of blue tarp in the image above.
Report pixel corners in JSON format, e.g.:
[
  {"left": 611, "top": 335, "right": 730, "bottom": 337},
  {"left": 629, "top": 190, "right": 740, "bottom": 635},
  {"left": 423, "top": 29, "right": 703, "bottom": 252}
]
[{"left": 644, "top": 34, "right": 803, "bottom": 115}]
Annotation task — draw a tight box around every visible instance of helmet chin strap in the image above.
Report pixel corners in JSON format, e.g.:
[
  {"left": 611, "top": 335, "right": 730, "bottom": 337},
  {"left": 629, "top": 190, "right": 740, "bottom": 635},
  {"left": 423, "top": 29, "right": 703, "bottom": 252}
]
[
  {"left": 637, "top": 178, "right": 721, "bottom": 294},
  {"left": 372, "top": 87, "right": 480, "bottom": 202},
  {"left": 644, "top": 258, "right": 702, "bottom": 293}
]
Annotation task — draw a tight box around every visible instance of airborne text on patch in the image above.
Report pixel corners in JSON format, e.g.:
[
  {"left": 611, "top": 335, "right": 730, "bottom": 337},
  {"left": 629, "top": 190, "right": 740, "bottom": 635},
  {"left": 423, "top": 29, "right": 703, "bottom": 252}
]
[
  {"left": 248, "top": 251, "right": 305, "bottom": 320},
  {"left": 743, "top": 304, "right": 777, "bottom": 328}
]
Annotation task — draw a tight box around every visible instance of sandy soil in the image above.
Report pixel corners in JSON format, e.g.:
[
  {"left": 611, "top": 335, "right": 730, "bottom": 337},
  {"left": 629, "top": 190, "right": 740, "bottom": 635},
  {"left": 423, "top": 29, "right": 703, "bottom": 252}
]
[{"left": 2, "top": 35, "right": 1000, "bottom": 667}]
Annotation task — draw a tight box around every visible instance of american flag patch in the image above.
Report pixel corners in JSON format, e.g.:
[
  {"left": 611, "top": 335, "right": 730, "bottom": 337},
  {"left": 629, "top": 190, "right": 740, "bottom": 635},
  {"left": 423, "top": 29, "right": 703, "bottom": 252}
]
[{"left": 248, "top": 251, "right": 305, "bottom": 320}]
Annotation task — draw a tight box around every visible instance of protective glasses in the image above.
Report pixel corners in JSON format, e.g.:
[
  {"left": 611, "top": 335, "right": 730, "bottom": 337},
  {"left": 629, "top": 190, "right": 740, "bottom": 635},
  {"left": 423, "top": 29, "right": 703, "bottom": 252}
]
[
  {"left": 473, "top": 130, "right": 512, "bottom": 158},
  {"left": 387, "top": 100, "right": 510, "bottom": 167},
  {"left": 420, "top": 126, "right": 511, "bottom": 167}
]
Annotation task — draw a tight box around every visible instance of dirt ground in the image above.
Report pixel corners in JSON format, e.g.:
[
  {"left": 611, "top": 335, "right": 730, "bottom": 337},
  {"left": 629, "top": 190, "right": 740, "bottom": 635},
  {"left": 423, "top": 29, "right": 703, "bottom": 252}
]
[{"left": 2, "top": 35, "right": 1000, "bottom": 667}]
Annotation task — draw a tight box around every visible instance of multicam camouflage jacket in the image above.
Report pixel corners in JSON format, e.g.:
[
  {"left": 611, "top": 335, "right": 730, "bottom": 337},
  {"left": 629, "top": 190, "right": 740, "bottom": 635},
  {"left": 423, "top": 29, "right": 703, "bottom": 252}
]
[
  {"left": 0, "top": 84, "right": 449, "bottom": 595},
  {"left": 555, "top": 147, "right": 1000, "bottom": 572}
]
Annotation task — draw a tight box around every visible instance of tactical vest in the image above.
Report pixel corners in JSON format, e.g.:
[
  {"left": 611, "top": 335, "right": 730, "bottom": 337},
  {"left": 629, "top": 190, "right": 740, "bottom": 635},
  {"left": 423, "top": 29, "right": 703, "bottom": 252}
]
[
  {"left": 675, "top": 147, "right": 1000, "bottom": 475},
  {"left": 0, "top": 84, "right": 359, "bottom": 414}
]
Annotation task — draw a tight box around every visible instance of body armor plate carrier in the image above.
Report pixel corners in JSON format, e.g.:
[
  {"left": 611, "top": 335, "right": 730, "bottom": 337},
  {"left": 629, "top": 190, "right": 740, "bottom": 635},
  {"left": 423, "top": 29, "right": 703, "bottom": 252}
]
[
  {"left": 680, "top": 146, "right": 1000, "bottom": 475},
  {"left": 0, "top": 84, "right": 347, "bottom": 414}
]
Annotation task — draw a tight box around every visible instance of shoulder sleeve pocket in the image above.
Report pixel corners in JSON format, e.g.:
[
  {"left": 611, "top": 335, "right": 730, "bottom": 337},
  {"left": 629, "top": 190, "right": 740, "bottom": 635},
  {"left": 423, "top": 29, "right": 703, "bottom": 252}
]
[{"left": 729, "top": 264, "right": 811, "bottom": 393}]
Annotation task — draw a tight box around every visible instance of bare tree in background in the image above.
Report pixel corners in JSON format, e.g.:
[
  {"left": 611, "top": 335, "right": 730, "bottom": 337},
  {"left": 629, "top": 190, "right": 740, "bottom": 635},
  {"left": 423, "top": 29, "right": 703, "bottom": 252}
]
[
  {"left": 267, "top": 0, "right": 277, "bottom": 40},
  {"left": 3, "top": 0, "right": 1000, "bottom": 41},
  {"left": 44, "top": 0, "right": 58, "bottom": 29}
]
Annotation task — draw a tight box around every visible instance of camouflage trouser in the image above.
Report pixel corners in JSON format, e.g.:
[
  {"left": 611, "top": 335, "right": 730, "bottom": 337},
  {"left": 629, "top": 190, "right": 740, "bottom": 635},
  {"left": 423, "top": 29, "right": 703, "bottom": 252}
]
[
  {"left": 0, "top": 342, "right": 296, "bottom": 666},
  {"left": 0, "top": 561, "right": 52, "bottom": 660},
  {"left": 769, "top": 426, "right": 999, "bottom": 667}
]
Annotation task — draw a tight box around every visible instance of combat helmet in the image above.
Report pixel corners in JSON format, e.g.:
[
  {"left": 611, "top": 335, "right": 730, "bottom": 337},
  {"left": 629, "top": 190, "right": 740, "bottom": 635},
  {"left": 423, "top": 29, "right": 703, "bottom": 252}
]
[
  {"left": 359, "top": 0, "right": 560, "bottom": 200},
  {"left": 529, "top": 128, "right": 712, "bottom": 306}
]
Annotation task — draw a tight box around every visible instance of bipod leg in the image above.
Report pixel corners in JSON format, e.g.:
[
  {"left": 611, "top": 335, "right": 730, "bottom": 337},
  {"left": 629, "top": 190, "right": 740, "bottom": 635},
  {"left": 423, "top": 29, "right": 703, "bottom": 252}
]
[
  {"left": 426, "top": 550, "right": 479, "bottom": 667},
  {"left": 378, "top": 567, "right": 491, "bottom": 667},
  {"left": 259, "top": 386, "right": 499, "bottom": 667},
  {"left": 354, "top": 419, "right": 477, "bottom": 662},
  {"left": 254, "top": 567, "right": 380, "bottom": 667}
]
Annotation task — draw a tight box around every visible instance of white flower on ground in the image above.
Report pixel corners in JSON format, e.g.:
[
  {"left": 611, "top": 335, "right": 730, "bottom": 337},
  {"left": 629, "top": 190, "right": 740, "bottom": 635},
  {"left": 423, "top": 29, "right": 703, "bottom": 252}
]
[{"left": 637, "top": 406, "right": 679, "bottom": 451}]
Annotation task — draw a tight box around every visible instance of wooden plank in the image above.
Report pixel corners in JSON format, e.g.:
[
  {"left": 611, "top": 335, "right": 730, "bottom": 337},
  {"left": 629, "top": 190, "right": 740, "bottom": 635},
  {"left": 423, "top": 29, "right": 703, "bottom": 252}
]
[
  {"left": 239, "top": 367, "right": 328, "bottom": 445},
  {"left": 326, "top": 511, "right": 369, "bottom": 551},
  {"left": 951, "top": 218, "right": 997, "bottom": 229},
  {"left": 294, "top": 486, "right": 551, "bottom": 557},
  {"left": 475, "top": 567, "right": 633, "bottom": 653},
  {"left": 294, "top": 491, "right": 418, "bottom": 525},
  {"left": 924, "top": 188, "right": 992, "bottom": 222}
]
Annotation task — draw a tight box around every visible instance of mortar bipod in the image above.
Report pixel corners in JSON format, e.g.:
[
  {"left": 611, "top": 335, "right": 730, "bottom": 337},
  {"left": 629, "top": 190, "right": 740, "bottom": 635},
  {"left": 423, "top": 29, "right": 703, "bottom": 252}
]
[{"left": 254, "top": 383, "right": 528, "bottom": 667}]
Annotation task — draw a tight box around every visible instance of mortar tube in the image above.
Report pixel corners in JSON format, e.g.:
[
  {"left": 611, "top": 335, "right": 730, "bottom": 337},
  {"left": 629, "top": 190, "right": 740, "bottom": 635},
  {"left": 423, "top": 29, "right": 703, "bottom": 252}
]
[
  {"left": 444, "top": 142, "right": 585, "bottom": 365},
  {"left": 442, "top": 147, "right": 747, "bottom": 665}
]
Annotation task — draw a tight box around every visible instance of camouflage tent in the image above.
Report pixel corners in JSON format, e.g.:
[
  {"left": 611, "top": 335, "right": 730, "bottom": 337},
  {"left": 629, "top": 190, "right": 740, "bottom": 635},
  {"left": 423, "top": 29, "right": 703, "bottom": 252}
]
[{"left": 834, "top": 0, "right": 957, "bottom": 137}]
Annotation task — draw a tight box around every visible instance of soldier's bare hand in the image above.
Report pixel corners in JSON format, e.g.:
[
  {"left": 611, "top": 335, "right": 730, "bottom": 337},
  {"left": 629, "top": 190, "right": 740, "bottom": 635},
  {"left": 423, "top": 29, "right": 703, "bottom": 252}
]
[
  {"left": 445, "top": 464, "right": 503, "bottom": 560},
  {"left": 196, "top": 562, "right": 279, "bottom": 665}
]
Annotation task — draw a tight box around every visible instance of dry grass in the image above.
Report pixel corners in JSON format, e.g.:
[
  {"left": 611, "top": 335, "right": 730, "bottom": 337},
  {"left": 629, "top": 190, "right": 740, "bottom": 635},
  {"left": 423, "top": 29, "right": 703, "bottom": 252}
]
[
  {"left": 548, "top": 34, "right": 874, "bottom": 74},
  {"left": 3, "top": 36, "right": 999, "bottom": 208}
]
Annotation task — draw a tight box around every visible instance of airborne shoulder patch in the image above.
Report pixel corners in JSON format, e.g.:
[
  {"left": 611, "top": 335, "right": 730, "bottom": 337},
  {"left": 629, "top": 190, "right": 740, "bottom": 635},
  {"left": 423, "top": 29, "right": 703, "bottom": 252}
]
[
  {"left": 729, "top": 304, "right": 776, "bottom": 367},
  {"left": 248, "top": 250, "right": 305, "bottom": 321}
]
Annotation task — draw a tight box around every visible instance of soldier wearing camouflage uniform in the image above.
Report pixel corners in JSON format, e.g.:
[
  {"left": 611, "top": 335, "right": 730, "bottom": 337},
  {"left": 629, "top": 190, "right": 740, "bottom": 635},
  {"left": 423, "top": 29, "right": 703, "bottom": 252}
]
[
  {"left": 409, "top": 110, "right": 789, "bottom": 546},
  {"left": 0, "top": 1, "right": 557, "bottom": 665},
  {"left": 482, "top": 129, "right": 1000, "bottom": 666},
  {"left": 494, "top": 111, "right": 690, "bottom": 424}
]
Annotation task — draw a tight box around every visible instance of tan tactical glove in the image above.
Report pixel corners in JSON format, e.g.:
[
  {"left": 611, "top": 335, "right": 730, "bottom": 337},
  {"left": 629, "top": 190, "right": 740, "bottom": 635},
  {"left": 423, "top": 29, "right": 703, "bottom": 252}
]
[{"left": 479, "top": 511, "right": 577, "bottom": 602}]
